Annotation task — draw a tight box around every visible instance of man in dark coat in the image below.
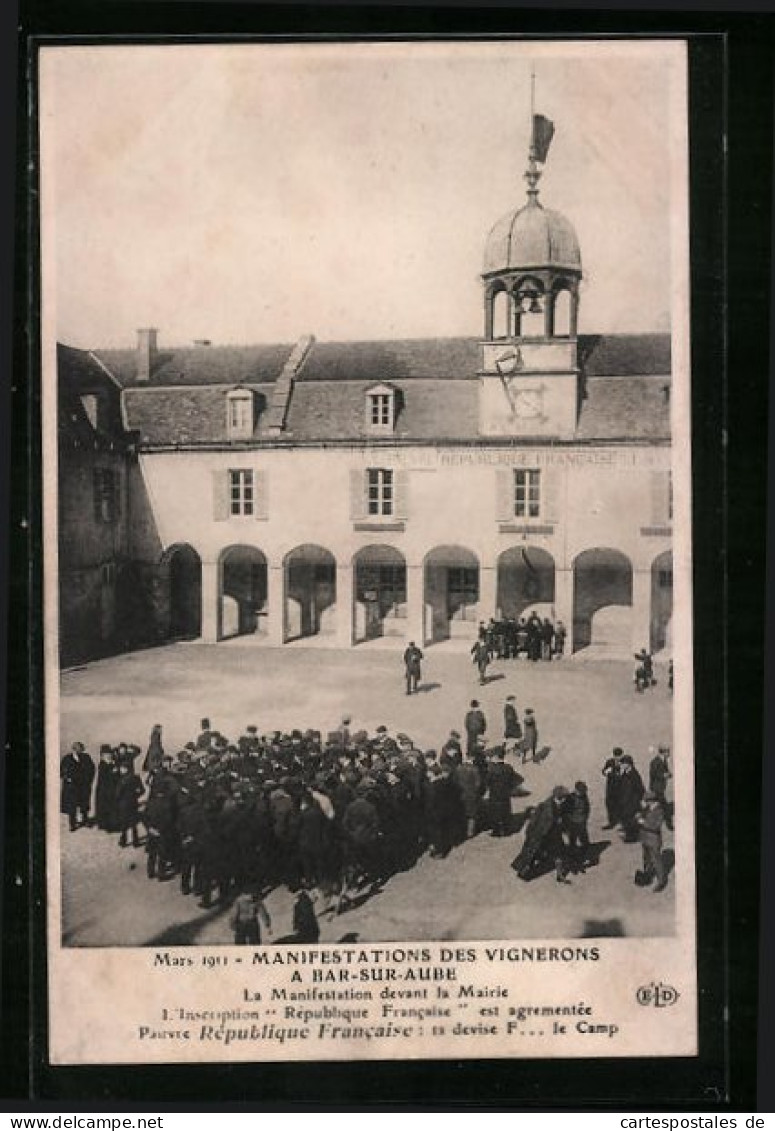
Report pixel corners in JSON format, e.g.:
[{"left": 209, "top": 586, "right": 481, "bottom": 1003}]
[
  {"left": 292, "top": 887, "right": 320, "bottom": 942},
  {"left": 464, "top": 700, "right": 487, "bottom": 757},
  {"left": 403, "top": 642, "right": 423, "bottom": 695},
  {"left": 453, "top": 753, "right": 482, "bottom": 840},
  {"left": 617, "top": 755, "right": 645, "bottom": 841},
  {"left": 564, "top": 780, "right": 591, "bottom": 871},
  {"left": 115, "top": 761, "right": 144, "bottom": 847},
  {"left": 512, "top": 786, "right": 570, "bottom": 882},
  {"left": 503, "top": 696, "right": 521, "bottom": 745},
  {"left": 634, "top": 792, "right": 667, "bottom": 891},
  {"left": 297, "top": 792, "right": 328, "bottom": 888},
  {"left": 601, "top": 747, "right": 623, "bottom": 828},
  {"left": 470, "top": 639, "right": 489, "bottom": 685},
  {"left": 486, "top": 748, "right": 521, "bottom": 837},
  {"left": 342, "top": 792, "right": 382, "bottom": 881},
  {"left": 648, "top": 745, "right": 673, "bottom": 830},
  {"left": 554, "top": 620, "right": 567, "bottom": 658},
  {"left": 60, "top": 742, "right": 96, "bottom": 831},
  {"left": 94, "top": 745, "right": 118, "bottom": 831},
  {"left": 425, "top": 765, "right": 458, "bottom": 857}
]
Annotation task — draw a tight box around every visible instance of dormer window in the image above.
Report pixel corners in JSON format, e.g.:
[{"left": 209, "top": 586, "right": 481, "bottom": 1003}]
[
  {"left": 227, "top": 388, "right": 254, "bottom": 440},
  {"left": 366, "top": 383, "right": 397, "bottom": 432}
]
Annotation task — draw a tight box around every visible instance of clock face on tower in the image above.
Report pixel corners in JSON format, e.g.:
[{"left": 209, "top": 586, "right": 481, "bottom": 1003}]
[{"left": 513, "top": 388, "right": 543, "bottom": 418}]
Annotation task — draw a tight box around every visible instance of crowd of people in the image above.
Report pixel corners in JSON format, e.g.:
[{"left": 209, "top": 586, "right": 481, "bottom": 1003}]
[
  {"left": 475, "top": 614, "right": 567, "bottom": 664},
  {"left": 61, "top": 695, "right": 674, "bottom": 940}
]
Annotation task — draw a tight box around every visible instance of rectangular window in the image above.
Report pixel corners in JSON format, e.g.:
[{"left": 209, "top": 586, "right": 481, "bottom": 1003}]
[
  {"left": 93, "top": 468, "right": 118, "bottom": 524},
  {"left": 367, "top": 468, "right": 394, "bottom": 516},
  {"left": 228, "top": 394, "right": 253, "bottom": 438},
  {"left": 229, "top": 469, "right": 255, "bottom": 516},
  {"left": 369, "top": 393, "right": 391, "bottom": 427},
  {"left": 514, "top": 469, "right": 541, "bottom": 518}
]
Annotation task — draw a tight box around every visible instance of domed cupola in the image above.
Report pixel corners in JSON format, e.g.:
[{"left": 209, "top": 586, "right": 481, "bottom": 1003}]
[
  {"left": 479, "top": 109, "right": 583, "bottom": 439},
  {"left": 482, "top": 117, "right": 582, "bottom": 343}
]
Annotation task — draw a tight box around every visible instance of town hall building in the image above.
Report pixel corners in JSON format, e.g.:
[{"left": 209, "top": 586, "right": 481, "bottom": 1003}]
[{"left": 56, "top": 134, "right": 673, "bottom": 666}]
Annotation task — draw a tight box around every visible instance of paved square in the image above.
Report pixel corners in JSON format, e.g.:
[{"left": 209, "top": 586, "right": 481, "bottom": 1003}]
[{"left": 59, "top": 642, "right": 675, "bottom": 946}]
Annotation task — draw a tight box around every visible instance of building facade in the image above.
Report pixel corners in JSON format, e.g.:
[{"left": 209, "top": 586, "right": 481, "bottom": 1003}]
[{"left": 57, "top": 156, "right": 673, "bottom": 663}]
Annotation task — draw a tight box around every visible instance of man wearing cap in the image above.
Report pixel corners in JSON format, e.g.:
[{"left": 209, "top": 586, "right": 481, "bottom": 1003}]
[
  {"left": 634, "top": 792, "right": 667, "bottom": 891},
  {"left": 649, "top": 745, "right": 673, "bottom": 830},
  {"left": 403, "top": 641, "right": 424, "bottom": 695}
]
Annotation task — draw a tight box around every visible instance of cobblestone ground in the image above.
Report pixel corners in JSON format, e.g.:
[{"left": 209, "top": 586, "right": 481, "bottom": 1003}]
[{"left": 58, "top": 642, "right": 675, "bottom": 947}]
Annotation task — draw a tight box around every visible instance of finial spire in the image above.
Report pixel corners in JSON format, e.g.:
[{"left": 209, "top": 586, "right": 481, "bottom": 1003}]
[{"left": 524, "top": 66, "right": 555, "bottom": 203}]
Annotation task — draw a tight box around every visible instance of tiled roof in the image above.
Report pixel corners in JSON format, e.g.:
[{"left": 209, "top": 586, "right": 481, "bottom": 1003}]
[
  {"left": 88, "top": 333, "right": 670, "bottom": 387},
  {"left": 119, "top": 375, "right": 669, "bottom": 445},
  {"left": 59, "top": 334, "right": 671, "bottom": 446},
  {"left": 122, "top": 384, "right": 274, "bottom": 446},
  {"left": 93, "top": 343, "right": 294, "bottom": 387},
  {"left": 57, "top": 344, "right": 128, "bottom": 447},
  {"left": 576, "top": 376, "right": 670, "bottom": 440}
]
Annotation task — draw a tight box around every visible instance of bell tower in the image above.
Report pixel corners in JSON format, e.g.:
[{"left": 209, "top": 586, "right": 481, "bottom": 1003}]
[{"left": 479, "top": 105, "right": 582, "bottom": 438}]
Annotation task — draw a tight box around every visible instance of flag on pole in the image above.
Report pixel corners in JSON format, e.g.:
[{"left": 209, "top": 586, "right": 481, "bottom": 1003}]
[{"left": 532, "top": 113, "right": 555, "bottom": 163}]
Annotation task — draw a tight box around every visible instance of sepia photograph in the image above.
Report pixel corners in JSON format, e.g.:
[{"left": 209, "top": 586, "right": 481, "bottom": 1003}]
[{"left": 40, "top": 37, "right": 696, "bottom": 1063}]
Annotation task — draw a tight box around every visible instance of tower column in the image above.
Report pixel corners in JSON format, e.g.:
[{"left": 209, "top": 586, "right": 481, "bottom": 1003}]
[
  {"left": 484, "top": 290, "right": 493, "bottom": 339},
  {"left": 544, "top": 290, "right": 554, "bottom": 337},
  {"left": 265, "top": 564, "right": 285, "bottom": 645},
  {"left": 200, "top": 559, "right": 220, "bottom": 643},
  {"left": 405, "top": 564, "right": 425, "bottom": 647},
  {"left": 553, "top": 564, "right": 574, "bottom": 655}
]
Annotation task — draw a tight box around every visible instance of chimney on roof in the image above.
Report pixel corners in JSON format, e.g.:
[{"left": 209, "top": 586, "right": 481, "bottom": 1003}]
[{"left": 136, "top": 328, "right": 158, "bottom": 382}]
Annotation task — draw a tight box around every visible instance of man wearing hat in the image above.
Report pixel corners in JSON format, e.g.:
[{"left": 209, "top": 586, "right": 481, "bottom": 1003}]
[
  {"left": 403, "top": 641, "right": 424, "bottom": 695},
  {"left": 464, "top": 700, "right": 487, "bottom": 758},
  {"left": 486, "top": 747, "right": 522, "bottom": 837},
  {"left": 601, "top": 747, "right": 624, "bottom": 829},
  {"left": 503, "top": 696, "right": 521, "bottom": 754},
  {"left": 95, "top": 744, "right": 119, "bottom": 831},
  {"left": 617, "top": 755, "right": 645, "bottom": 841},
  {"left": 60, "top": 741, "right": 96, "bottom": 832},
  {"left": 634, "top": 792, "right": 668, "bottom": 891}
]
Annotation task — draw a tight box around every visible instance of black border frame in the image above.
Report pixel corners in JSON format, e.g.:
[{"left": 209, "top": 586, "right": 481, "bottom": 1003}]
[{"left": 3, "top": 3, "right": 769, "bottom": 1111}]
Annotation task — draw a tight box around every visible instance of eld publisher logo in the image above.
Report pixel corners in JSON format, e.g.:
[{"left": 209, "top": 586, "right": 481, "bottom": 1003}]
[{"left": 637, "top": 982, "right": 680, "bottom": 1008}]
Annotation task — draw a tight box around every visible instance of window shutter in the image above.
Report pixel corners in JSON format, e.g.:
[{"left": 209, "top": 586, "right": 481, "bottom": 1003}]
[
  {"left": 650, "top": 470, "right": 670, "bottom": 525},
  {"left": 495, "top": 467, "right": 513, "bottom": 521},
  {"left": 541, "top": 466, "right": 560, "bottom": 523},
  {"left": 213, "top": 470, "right": 229, "bottom": 521},
  {"left": 394, "top": 469, "right": 409, "bottom": 519},
  {"left": 254, "top": 469, "right": 268, "bottom": 520},
  {"left": 350, "top": 468, "right": 366, "bottom": 520}
]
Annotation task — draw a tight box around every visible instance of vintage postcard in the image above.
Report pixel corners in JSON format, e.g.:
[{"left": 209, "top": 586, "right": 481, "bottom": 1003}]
[{"left": 39, "top": 37, "right": 696, "bottom": 1064}]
